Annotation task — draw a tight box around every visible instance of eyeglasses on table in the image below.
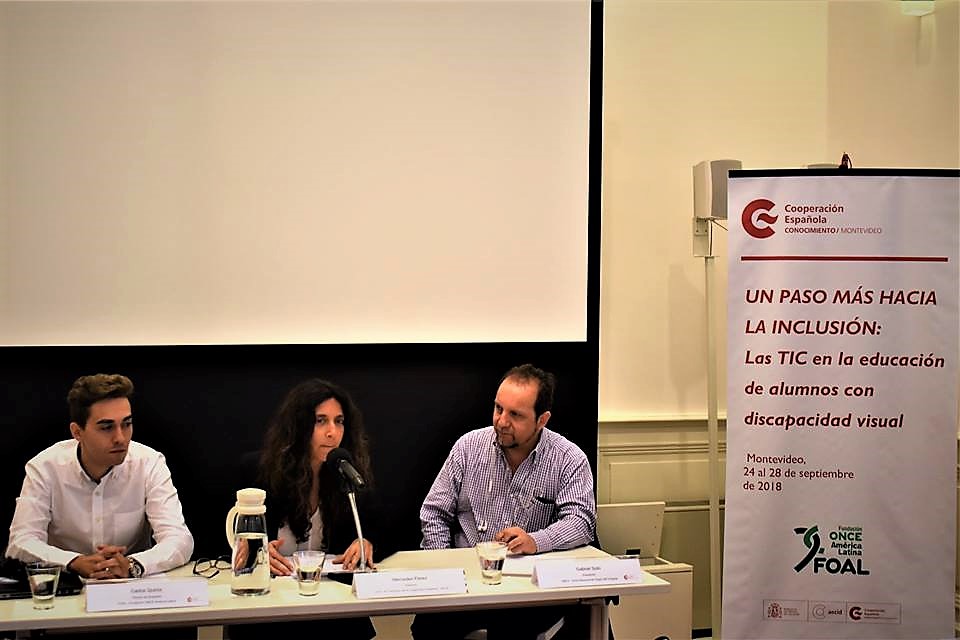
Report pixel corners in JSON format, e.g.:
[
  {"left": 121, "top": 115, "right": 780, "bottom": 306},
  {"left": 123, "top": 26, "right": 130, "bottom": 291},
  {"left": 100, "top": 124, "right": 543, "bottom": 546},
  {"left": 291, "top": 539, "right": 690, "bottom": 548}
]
[{"left": 192, "top": 555, "right": 231, "bottom": 578}]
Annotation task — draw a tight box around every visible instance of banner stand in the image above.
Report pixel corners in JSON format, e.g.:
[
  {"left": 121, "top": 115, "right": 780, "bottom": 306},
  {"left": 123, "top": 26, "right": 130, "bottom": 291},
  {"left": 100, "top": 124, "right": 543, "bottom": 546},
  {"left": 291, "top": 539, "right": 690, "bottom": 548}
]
[{"left": 722, "top": 168, "right": 958, "bottom": 640}]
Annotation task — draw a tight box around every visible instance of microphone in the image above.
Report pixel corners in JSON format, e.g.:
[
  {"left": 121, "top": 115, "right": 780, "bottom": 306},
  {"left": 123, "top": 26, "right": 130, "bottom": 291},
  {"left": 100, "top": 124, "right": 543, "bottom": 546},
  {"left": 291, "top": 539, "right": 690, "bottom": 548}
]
[
  {"left": 327, "top": 447, "right": 366, "bottom": 492},
  {"left": 325, "top": 447, "right": 370, "bottom": 572}
]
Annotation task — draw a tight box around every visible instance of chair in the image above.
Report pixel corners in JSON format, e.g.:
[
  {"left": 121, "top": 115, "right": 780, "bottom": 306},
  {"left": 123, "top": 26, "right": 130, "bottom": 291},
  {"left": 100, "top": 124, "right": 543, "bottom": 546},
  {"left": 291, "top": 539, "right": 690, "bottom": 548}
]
[
  {"left": 596, "top": 501, "right": 665, "bottom": 559},
  {"left": 597, "top": 502, "right": 669, "bottom": 640}
]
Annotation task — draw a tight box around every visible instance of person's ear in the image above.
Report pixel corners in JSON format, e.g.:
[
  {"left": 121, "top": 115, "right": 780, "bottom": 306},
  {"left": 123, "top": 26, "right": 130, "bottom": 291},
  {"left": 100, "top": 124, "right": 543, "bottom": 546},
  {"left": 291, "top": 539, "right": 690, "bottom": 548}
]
[
  {"left": 537, "top": 411, "right": 551, "bottom": 429},
  {"left": 69, "top": 422, "right": 83, "bottom": 440}
]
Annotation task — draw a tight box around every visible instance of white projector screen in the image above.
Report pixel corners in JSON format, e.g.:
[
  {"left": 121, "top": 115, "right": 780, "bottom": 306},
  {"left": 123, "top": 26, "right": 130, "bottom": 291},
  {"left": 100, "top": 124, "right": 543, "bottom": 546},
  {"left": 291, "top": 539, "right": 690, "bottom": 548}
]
[{"left": 0, "top": 1, "right": 590, "bottom": 345}]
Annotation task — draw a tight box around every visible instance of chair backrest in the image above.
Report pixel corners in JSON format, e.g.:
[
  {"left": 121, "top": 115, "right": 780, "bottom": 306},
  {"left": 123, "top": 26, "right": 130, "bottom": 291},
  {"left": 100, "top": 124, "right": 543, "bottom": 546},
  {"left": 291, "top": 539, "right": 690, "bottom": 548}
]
[{"left": 596, "top": 501, "right": 665, "bottom": 559}]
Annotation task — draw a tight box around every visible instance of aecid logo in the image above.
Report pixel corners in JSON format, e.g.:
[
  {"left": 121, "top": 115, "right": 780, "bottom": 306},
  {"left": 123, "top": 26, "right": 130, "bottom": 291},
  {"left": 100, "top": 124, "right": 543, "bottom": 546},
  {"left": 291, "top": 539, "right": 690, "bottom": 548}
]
[
  {"left": 793, "top": 525, "right": 870, "bottom": 576},
  {"left": 742, "top": 198, "right": 777, "bottom": 238}
]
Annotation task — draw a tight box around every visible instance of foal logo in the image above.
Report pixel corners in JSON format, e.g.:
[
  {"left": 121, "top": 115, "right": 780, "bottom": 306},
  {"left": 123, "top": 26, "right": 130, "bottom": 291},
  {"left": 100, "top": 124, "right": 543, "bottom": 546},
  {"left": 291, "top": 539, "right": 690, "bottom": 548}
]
[
  {"left": 742, "top": 198, "right": 778, "bottom": 238},
  {"left": 793, "top": 525, "right": 822, "bottom": 572},
  {"left": 794, "top": 524, "right": 870, "bottom": 576}
]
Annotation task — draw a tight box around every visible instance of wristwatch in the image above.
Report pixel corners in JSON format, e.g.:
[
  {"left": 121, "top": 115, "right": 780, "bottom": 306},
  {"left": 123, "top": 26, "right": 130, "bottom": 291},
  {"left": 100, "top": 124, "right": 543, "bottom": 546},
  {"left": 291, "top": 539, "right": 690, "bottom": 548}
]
[{"left": 129, "top": 558, "right": 145, "bottom": 579}]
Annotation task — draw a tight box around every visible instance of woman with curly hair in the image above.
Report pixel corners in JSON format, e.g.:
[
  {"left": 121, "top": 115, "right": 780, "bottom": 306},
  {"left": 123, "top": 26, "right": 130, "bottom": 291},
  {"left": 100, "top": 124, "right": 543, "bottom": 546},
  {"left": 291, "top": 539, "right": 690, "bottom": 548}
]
[
  {"left": 230, "top": 378, "right": 381, "bottom": 640},
  {"left": 259, "top": 378, "right": 375, "bottom": 572}
]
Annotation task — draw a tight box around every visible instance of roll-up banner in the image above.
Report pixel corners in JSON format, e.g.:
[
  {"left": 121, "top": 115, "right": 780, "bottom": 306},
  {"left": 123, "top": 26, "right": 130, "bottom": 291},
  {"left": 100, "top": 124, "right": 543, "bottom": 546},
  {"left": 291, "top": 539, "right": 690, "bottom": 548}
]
[{"left": 723, "top": 170, "right": 959, "bottom": 640}]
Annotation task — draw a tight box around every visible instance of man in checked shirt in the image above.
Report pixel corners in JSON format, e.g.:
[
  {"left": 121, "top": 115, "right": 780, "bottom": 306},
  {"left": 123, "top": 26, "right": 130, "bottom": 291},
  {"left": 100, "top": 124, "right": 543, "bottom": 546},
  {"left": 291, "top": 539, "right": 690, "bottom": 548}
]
[{"left": 414, "top": 364, "right": 597, "bottom": 640}]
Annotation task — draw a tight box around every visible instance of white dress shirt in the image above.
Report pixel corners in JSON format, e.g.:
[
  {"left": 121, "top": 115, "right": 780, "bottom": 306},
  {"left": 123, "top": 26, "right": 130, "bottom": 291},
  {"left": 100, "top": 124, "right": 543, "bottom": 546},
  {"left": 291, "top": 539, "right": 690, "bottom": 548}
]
[{"left": 6, "top": 439, "right": 194, "bottom": 575}]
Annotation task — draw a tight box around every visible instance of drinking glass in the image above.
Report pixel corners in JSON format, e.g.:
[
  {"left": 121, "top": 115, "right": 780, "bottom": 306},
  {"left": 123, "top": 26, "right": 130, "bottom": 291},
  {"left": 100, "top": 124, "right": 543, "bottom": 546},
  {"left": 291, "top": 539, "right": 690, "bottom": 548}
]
[
  {"left": 293, "top": 550, "right": 324, "bottom": 596},
  {"left": 25, "top": 562, "right": 61, "bottom": 610},
  {"left": 476, "top": 541, "right": 508, "bottom": 585}
]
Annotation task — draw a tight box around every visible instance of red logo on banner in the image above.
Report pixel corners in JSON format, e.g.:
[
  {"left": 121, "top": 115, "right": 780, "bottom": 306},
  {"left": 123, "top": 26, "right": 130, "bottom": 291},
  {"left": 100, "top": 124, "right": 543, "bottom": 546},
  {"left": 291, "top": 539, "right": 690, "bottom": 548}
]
[{"left": 742, "top": 198, "right": 777, "bottom": 238}]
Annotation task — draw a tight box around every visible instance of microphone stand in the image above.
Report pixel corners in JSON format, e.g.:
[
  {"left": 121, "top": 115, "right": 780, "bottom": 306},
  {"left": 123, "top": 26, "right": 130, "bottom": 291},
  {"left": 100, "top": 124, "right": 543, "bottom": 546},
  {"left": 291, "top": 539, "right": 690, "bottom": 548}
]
[{"left": 346, "top": 491, "right": 369, "bottom": 572}]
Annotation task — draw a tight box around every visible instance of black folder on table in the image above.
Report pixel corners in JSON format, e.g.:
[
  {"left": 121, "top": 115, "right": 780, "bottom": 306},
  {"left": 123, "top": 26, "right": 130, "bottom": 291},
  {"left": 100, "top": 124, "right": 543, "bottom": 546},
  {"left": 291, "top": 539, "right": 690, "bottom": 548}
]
[{"left": 0, "top": 557, "right": 83, "bottom": 600}]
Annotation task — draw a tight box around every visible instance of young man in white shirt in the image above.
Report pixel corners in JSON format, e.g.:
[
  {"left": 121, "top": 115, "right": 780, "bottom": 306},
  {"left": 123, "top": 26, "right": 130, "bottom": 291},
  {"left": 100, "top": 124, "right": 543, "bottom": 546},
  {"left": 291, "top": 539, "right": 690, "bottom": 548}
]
[{"left": 6, "top": 373, "right": 194, "bottom": 579}]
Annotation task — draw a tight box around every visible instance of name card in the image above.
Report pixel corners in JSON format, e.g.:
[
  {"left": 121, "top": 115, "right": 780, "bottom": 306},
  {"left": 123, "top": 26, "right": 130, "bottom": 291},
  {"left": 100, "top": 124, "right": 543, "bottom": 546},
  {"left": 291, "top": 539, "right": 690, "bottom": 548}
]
[
  {"left": 86, "top": 577, "right": 209, "bottom": 612},
  {"left": 352, "top": 568, "right": 466, "bottom": 600},
  {"left": 533, "top": 557, "right": 644, "bottom": 589}
]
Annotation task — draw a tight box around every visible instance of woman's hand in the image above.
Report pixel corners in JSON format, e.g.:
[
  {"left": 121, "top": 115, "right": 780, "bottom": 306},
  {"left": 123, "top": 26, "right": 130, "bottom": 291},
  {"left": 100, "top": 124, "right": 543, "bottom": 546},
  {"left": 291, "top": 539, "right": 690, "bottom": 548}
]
[
  {"left": 268, "top": 538, "right": 294, "bottom": 576},
  {"left": 334, "top": 538, "right": 375, "bottom": 571}
]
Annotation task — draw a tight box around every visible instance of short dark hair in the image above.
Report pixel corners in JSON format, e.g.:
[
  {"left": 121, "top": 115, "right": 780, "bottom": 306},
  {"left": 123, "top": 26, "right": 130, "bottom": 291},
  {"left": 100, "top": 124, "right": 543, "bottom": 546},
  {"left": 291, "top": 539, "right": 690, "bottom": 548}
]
[
  {"left": 500, "top": 364, "right": 555, "bottom": 417},
  {"left": 67, "top": 374, "right": 135, "bottom": 427}
]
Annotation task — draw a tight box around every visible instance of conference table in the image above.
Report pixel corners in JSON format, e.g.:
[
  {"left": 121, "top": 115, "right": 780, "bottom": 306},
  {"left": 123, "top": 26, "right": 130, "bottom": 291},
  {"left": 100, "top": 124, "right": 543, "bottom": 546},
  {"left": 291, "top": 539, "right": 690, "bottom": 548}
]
[{"left": 0, "top": 546, "right": 670, "bottom": 639}]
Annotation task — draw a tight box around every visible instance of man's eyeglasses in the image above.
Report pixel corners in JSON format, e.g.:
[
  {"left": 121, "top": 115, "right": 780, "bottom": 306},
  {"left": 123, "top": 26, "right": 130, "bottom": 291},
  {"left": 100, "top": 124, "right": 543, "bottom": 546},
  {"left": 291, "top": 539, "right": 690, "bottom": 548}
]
[{"left": 192, "top": 556, "right": 231, "bottom": 579}]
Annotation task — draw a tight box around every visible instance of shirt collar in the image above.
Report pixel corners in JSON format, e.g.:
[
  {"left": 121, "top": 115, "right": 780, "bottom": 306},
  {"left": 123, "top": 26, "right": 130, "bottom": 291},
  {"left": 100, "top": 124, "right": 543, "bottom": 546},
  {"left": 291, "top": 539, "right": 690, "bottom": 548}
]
[
  {"left": 74, "top": 442, "right": 121, "bottom": 484},
  {"left": 493, "top": 426, "right": 551, "bottom": 465},
  {"left": 529, "top": 426, "right": 552, "bottom": 460}
]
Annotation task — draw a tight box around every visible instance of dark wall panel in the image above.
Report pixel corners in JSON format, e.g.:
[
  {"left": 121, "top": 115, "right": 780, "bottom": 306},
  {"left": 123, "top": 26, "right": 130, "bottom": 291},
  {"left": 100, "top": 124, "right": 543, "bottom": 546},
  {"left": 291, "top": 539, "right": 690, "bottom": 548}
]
[{"left": 0, "top": 343, "right": 597, "bottom": 558}]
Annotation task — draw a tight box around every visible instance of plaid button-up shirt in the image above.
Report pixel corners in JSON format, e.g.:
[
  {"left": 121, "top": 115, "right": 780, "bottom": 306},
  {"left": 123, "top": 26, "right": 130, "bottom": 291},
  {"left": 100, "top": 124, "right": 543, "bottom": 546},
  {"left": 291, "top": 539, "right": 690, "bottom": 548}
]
[{"left": 420, "top": 426, "right": 595, "bottom": 553}]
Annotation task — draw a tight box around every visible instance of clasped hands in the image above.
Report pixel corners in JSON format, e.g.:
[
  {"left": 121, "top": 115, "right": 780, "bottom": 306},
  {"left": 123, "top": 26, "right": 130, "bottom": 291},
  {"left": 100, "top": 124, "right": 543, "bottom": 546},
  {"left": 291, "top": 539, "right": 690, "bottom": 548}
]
[
  {"left": 68, "top": 544, "right": 131, "bottom": 579},
  {"left": 267, "top": 538, "right": 375, "bottom": 576}
]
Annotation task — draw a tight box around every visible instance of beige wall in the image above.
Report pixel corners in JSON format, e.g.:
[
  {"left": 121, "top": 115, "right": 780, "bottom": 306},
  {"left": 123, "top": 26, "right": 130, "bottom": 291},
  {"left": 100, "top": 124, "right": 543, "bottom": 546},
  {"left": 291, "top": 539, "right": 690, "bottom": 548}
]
[
  {"left": 601, "top": 0, "right": 958, "bottom": 421},
  {"left": 601, "top": 0, "right": 829, "bottom": 421},
  {"left": 827, "top": 1, "right": 959, "bottom": 168},
  {"left": 0, "top": 8, "right": 8, "bottom": 315},
  {"left": 600, "top": 0, "right": 959, "bottom": 631}
]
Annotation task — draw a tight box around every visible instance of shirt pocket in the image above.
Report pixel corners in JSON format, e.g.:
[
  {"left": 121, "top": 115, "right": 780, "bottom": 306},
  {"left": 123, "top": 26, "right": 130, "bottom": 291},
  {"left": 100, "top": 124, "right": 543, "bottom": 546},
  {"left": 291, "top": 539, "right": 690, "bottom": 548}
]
[{"left": 519, "top": 472, "right": 555, "bottom": 523}]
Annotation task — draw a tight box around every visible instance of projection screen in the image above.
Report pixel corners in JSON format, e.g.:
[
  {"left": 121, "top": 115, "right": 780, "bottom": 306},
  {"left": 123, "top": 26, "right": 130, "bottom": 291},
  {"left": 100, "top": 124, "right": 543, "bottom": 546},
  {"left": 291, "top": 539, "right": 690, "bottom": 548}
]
[{"left": 0, "top": 0, "right": 591, "bottom": 345}]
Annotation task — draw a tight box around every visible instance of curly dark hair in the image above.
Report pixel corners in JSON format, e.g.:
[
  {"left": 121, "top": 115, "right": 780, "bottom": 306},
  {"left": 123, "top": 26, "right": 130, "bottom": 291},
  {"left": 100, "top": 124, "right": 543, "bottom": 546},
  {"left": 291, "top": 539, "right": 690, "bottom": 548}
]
[{"left": 258, "top": 379, "right": 372, "bottom": 544}]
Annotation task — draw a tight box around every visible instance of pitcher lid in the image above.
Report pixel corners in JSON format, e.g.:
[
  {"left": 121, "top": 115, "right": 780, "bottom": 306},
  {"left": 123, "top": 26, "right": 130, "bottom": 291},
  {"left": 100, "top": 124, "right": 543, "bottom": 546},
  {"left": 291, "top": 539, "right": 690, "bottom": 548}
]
[{"left": 236, "top": 487, "right": 266, "bottom": 506}]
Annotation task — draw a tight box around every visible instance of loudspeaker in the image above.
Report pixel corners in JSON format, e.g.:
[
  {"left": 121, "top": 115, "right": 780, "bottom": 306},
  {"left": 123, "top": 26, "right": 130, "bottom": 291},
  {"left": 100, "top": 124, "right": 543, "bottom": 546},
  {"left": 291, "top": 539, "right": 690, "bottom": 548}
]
[{"left": 693, "top": 159, "right": 742, "bottom": 220}]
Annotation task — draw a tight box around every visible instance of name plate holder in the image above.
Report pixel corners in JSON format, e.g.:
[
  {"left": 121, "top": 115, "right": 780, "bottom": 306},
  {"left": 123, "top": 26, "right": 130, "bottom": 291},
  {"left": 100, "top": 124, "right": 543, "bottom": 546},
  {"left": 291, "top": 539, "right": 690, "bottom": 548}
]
[
  {"left": 352, "top": 568, "right": 466, "bottom": 600},
  {"left": 533, "top": 557, "right": 644, "bottom": 589},
  {"left": 86, "top": 577, "right": 209, "bottom": 612}
]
